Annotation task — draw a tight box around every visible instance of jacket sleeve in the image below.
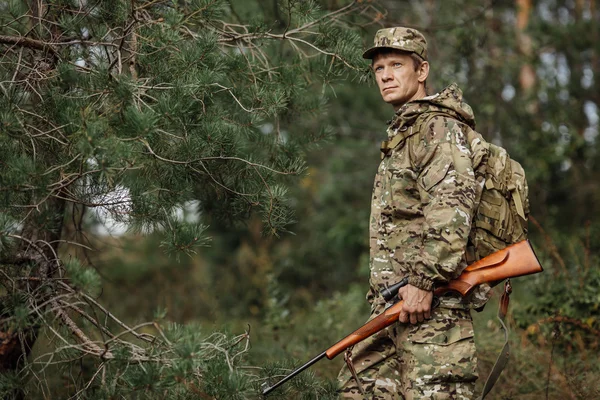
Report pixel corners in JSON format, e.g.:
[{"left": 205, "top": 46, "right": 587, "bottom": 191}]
[{"left": 407, "top": 117, "right": 479, "bottom": 291}]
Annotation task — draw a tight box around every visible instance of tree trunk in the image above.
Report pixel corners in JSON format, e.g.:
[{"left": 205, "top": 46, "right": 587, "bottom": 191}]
[
  {"left": 1, "top": 0, "right": 64, "bottom": 378},
  {"left": 516, "top": 0, "right": 535, "bottom": 93},
  {"left": 0, "top": 197, "right": 65, "bottom": 398}
]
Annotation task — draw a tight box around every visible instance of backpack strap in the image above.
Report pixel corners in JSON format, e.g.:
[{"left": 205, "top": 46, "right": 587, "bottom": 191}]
[
  {"left": 509, "top": 183, "right": 526, "bottom": 220},
  {"left": 380, "top": 126, "right": 415, "bottom": 158},
  {"left": 380, "top": 112, "right": 447, "bottom": 158},
  {"left": 478, "top": 279, "right": 512, "bottom": 400}
]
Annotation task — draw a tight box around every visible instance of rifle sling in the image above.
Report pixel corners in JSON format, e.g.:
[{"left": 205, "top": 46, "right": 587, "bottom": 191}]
[
  {"left": 344, "top": 348, "right": 366, "bottom": 396},
  {"left": 479, "top": 279, "right": 512, "bottom": 400}
]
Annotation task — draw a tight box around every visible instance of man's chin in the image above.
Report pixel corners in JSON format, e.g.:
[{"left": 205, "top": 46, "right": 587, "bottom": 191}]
[
  {"left": 382, "top": 96, "right": 405, "bottom": 110},
  {"left": 382, "top": 93, "right": 402, "bottom": 104}
]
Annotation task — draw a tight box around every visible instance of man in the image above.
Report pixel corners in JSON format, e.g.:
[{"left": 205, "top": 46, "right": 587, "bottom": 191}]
[{"left": 338, "top": 27, "right": 490, "bottom": 399}]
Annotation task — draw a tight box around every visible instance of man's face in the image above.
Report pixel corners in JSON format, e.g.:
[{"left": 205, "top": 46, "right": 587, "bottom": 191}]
[{"left": 372, "top": 51, "right": 428, "bottom": 110}]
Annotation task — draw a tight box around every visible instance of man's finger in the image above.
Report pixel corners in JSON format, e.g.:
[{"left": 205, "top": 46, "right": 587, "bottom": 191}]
[
  {"left": 399, "top": 311, "right": 408, "bottom": 323},
  {"left": 424, "top": 309, "right": 432, "bottom": 320},
  {"left": 410, "top": 312, "right": 417, "bottom": 325}
]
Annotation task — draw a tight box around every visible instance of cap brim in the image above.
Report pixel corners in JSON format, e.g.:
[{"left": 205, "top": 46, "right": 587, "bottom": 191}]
[
  {"left": 362, "top": 46, "right": 425, "bottom": 60},
  {"left": 362, "top": 46, "right": 386, "bottom": 59}
]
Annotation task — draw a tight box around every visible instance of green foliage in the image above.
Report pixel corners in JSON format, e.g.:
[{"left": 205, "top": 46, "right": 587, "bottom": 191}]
[
  {"left": 471, "top": 291, "right": 600, "bottom": 399},
  {"left": 256, "top": 287, "right": 370, "bottom": 399},
  {"left": 514, "top": 227, "right": 600, "bottom": 342},
  {"left": 160, "top": 220, "right": 211, "bottom": 261},
  {"left": 63, "top": 258, "right": 101, "bottom": 296},
  {"left": 0, "top": 370, "right": 23, "bottom": 400},
  {"left": 0, "top": 293, "right": 36, "bottom": 331},
  {"left": 0, "top": 213, "right": 17, "bottom": 253},
  {"left": 201, "top": 357, "right": 253, "bottom": 400}
]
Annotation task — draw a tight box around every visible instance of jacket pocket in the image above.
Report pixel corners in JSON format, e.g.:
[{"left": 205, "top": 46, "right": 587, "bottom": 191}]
[
  {"left": 407, "top": 308, "right": 474, "bottom": 345},
  {"left": 418, "top": 154, "right": 452, "bottom": 193},
  {"left": 401, "top": 308, "right": 479, "bottom": 385}
]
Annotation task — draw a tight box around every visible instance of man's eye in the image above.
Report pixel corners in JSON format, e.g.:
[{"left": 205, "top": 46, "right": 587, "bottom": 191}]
[
  {"left": 393, "top": 63, "right": 402, "bottom": 68},
  {"left": 374, "top": 66, "right": 383, "bottom": 72}
]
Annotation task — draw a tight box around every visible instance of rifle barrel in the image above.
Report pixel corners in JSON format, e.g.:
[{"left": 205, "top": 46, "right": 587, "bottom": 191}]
[{"left": 262, "top": 351, "right": 327, "bottom": 396}]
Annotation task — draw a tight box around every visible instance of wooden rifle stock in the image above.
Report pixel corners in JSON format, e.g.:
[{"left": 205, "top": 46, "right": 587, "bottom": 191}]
[{"left": 262, "top": 240, "right": 543, "bottom": 396}]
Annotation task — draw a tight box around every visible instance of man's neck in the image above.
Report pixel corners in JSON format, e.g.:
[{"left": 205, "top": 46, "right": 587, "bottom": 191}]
[{"left": 393, "top": 86, "right": 427, "bottom": 112}]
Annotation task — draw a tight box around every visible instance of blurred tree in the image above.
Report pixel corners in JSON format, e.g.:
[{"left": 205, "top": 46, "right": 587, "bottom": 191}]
[
  {"left": 272, "top": 0, "right": 600, "bottom": 294},
  {"left": 0, "top": 0, "right": 381, "bottom": 398},
  {"left": 256, "top": 2, "right": 600, "bottom": 396}
]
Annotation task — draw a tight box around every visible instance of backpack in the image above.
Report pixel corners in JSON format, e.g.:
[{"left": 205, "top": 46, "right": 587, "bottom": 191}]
[{"left": 467, "top": 138, "right": 530, "bottom": 261}]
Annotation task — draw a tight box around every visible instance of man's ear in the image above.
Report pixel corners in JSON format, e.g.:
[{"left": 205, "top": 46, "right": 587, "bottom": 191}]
[{"left": 418, "top": 61, "right": 430, "bottom": 83}]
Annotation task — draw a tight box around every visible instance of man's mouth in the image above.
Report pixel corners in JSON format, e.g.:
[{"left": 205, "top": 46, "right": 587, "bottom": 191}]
[{"left": 382, "top": 87, "right": 397, "bottom": 92}]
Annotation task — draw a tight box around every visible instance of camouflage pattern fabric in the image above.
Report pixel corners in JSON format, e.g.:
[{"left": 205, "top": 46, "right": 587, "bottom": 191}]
[
  {"left": 363, "top": 27, "right": 428, "bottom": 60},
  {"left": 338, "top": 304, "right": 478, "bottom": 399},
  {"left": 368, "top": 83, "right": 491, "bottom": 312}
]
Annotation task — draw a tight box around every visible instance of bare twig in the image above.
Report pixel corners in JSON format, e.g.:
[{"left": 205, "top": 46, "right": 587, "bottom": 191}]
[{"left": 53, "top": 305, "right": 108, "bottom": 356}]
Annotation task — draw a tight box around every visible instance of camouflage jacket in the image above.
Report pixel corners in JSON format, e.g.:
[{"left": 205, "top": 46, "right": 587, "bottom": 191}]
[{"left": 368, "top": 83, "right": 490, "bottom": 309}]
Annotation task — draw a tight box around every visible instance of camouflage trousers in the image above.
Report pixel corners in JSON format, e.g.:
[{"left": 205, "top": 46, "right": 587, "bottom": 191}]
[{"left": 338, "top": 305, "right": 478, "bottom": 400}]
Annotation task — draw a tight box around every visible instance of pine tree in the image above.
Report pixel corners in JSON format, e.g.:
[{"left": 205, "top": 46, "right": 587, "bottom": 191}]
[{"left": 0, "top": 0, "right": 381, "bottom": 398}]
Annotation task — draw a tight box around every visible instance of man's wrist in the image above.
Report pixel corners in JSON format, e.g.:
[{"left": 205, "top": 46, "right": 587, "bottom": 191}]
[{"left": 408, "top": 275, "right": 435, "bottom": 291}]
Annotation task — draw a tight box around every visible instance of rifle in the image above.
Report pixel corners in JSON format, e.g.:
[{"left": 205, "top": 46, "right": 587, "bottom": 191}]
[{"left": 261, "top": 239, "right": 543, "bottom": 396}]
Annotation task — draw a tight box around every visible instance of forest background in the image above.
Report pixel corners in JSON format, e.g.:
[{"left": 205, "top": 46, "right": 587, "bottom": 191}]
[{"left": 0, "top": 0, "right": 599, "bottom": 399}]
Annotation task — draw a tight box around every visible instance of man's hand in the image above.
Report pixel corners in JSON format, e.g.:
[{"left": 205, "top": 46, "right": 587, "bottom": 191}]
[{"left": 398, "top": 284, "right": 433, "bottom": 325}]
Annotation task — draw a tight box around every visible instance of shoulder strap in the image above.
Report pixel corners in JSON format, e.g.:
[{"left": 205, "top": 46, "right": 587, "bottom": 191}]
[
  {"left": 380, "top": 111, "right": 448, "bottom": 157},
  {"left": 380, "top": 125, "right": 415, "bottom": 155}
]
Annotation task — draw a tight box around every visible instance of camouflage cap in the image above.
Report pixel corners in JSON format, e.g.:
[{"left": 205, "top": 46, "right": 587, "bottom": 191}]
[{"left": 363, "top": 27, "right": 428, "bottom": 60}]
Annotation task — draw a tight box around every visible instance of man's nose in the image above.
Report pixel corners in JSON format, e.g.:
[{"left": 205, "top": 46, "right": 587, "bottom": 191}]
[{"left": 381, "top": 66, "right": 393, "bottom": 81}]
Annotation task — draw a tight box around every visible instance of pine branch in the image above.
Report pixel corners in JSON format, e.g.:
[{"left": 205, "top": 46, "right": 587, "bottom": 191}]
[
  {"left": 0, "top": 34, "right": 57, "bottom": 55},
  {"left": 0, "top": 1, "right": 380, "bottom": 396}
]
